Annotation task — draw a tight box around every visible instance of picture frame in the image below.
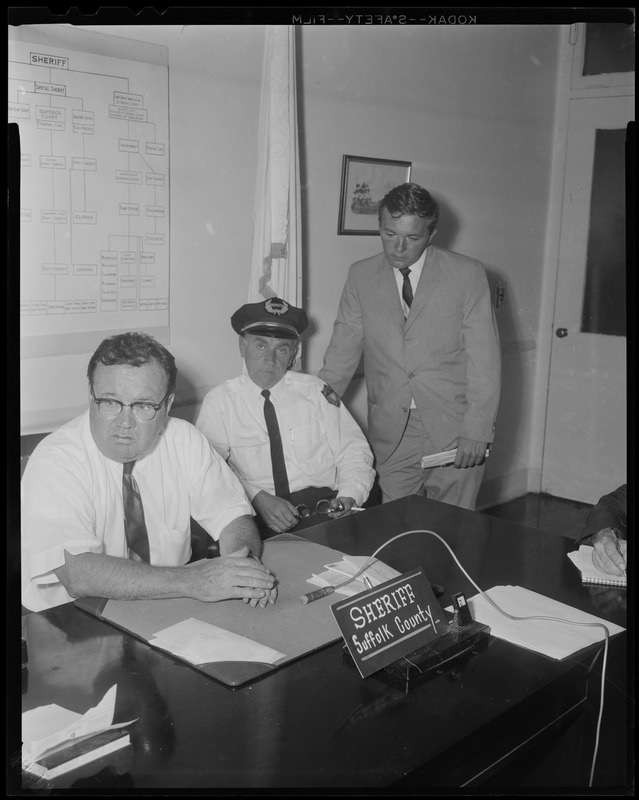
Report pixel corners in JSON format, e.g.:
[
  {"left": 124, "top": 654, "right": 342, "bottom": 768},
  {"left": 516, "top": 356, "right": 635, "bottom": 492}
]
[{"left": 337, "top": 155, "right": 412, "bottom": 235}]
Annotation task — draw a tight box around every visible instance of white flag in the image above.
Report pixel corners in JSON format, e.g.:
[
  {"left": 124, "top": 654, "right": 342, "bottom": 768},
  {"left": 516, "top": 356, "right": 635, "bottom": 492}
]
[{"left": 249, "top": 26, "right": 301, "bottom": 306}]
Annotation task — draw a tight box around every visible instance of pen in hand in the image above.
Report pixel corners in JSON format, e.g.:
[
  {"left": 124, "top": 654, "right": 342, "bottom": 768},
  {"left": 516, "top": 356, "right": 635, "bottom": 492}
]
[
  {"left": 615, "top": 538, "right": 627, "bottom": 575},
  {"left": 609, "top": 531, "right": 627, "bottom": 576}
]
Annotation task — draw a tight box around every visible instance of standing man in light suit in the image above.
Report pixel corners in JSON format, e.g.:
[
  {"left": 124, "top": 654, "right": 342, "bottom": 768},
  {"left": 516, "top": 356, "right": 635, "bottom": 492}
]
[{"left": 319, "top": 183, "right": 501, "bottom": 509}]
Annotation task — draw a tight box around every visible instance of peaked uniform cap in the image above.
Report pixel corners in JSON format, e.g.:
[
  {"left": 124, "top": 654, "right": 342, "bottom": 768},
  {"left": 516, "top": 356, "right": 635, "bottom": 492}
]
[{"left": 231, "top": 298, "right": 309, "bottom": 339}]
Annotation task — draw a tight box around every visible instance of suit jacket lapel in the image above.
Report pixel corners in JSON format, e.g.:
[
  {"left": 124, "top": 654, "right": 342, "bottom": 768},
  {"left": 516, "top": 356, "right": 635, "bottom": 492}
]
[
  {"left": 378, "top": 256, "right": 406, "bottom": 329},
  {"left": 405, "top": 246, "right": 441, "bottom": 331}
]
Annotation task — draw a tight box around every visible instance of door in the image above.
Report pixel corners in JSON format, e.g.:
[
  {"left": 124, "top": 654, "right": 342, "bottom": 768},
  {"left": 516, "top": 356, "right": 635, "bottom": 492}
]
[{"left": 542, "top": 94, "right": 632, "bottom": 503}]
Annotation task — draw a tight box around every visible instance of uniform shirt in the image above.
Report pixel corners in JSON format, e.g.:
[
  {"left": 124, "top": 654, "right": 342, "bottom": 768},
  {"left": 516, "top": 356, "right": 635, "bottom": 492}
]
[
  {"left": 21, "top": 412, "right": 253, "bottom": 611},
  {"left": 196, "top": 372, "right": 375, "bottom": 506}
]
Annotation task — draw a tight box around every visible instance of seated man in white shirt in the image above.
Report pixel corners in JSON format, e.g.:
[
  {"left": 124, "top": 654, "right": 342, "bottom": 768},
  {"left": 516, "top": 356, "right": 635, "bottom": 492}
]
[
  {"left": 21, "top": 331, "right": 276, "bottom": 612},
  {"left": 196, "top": 298, "right": 376, "bottom": 535}
]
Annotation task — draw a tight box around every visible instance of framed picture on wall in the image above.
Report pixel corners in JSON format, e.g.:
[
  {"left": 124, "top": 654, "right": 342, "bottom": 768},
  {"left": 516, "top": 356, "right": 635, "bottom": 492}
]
[{"left": 338, "top": 155, "right": 412, "bottom": 235}]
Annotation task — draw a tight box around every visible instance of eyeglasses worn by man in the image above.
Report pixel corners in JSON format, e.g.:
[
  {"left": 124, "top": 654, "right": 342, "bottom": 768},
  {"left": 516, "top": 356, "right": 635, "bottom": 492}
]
[{"left": 21, "top": 332, "right": 276, "bottom": 612}]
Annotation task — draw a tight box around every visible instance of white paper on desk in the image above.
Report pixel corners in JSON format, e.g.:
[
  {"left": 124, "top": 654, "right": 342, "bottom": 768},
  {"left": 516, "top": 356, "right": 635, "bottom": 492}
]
[
  {"left": 325, "top": 556, "right": 401, "bottom": 585},
  {"left": 22, "top": 685, "right": 134, "bottom": 761},
  {"left": 308, "top": 569, "right": 366, "bottom": 597},
  {"left": 466, "top": 585, "right": 625, "bottom": 660},
  {"left": 149, "top": 617, "right": 286, "bottom": 665},
  {"left": 308, "top": 556, "right": 401, "bottom": 597}
]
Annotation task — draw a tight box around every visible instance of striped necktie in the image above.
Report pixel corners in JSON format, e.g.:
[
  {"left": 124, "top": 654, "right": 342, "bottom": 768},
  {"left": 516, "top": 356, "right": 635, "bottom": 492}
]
[
  {"left": 122, "top": 460, "right": 150, "bottom": 562},
  {"left": 261, "top": 389, "right": 290, "bottom": 499}
]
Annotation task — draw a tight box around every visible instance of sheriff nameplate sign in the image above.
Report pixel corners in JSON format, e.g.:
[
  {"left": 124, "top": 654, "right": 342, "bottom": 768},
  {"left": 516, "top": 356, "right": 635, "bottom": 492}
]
[{"left": 331, "top": 567, "right": 446, "bottom": 678}]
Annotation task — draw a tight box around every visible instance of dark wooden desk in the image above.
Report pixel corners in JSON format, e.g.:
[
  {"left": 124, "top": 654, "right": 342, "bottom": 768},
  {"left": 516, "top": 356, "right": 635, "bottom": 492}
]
[{"left": 17, "top": 497, "right": 630, "bottom": 790}]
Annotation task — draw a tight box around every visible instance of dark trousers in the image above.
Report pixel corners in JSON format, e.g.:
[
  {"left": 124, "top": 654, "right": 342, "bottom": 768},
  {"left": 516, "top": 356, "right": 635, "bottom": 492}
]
[
  {"left": 190, "top": 480, "right": 381, "bottom": 557},
  {"left": 256, "top": 486, "right": 338, "bottom": 539}
]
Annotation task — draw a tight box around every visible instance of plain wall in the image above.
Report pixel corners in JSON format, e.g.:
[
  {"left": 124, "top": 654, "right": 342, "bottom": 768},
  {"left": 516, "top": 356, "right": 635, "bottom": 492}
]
[
  {"left": 297, "top": 26, "right": 560, "bottom": 506},
  {"left": 18, "top": 23, "right": 562, "bottom": 508}
]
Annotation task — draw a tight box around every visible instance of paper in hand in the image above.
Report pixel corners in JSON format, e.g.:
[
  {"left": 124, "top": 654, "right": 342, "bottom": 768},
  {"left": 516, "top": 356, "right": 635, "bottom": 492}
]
[{"left": 421, "top": 448, "right": 490, "bottom": 468}]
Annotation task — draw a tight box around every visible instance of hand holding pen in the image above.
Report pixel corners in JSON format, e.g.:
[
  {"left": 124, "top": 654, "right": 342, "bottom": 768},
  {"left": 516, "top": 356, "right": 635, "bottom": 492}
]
[{"left": 592, "top": 528, "right": 627, "bottom": 577}]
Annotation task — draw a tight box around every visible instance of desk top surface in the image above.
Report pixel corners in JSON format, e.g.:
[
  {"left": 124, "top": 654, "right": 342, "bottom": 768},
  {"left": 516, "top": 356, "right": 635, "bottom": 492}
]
[{"left": 17, "top": 496, "right": 629, "bottom": 790}]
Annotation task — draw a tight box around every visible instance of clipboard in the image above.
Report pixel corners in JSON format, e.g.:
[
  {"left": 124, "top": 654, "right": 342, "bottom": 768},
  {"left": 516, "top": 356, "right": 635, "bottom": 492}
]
[{"left": 75, "top": 535, "right": 347, "bottom": 687}]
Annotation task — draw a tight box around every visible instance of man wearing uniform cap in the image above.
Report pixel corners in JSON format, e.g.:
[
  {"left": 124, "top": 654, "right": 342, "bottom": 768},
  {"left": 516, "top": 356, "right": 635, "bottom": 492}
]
[{"left": 196, "top": 298, "right": 375, "bottom": 535}]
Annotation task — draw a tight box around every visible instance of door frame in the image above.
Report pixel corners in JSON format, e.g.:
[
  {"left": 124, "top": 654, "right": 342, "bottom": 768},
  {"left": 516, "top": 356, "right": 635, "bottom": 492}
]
[{"left": 533, "top": 24, "right": 633, "bottom": 499}]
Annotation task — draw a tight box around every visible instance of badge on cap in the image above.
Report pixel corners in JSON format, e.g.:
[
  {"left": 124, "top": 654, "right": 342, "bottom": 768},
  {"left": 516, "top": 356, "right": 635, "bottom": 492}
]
[{"left": 264, "top": 298, "right": 289, "bottom": 316}]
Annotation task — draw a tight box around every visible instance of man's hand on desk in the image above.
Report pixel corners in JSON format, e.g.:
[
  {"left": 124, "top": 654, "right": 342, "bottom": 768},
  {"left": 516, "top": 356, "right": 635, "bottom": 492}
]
[
  {"left": 252, "top": 491, "right": 299, "bottom": 532},
  {"left": 186, "top": 546, "right": 277, "bottom": 608},
  {"left": 591, "top": 528, "right": 627, "bottom": 576}
]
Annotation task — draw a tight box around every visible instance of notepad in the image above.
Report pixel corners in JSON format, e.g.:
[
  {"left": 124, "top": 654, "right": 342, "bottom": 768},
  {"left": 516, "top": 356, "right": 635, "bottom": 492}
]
[{"left": 567, "top": 545, "right": 627, "bottom": 587}]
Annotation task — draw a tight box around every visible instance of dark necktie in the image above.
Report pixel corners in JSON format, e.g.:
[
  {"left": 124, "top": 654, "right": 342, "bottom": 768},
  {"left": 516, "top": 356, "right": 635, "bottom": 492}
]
[
  {"left": 122, "top": 460, "right": 150, "bottom": 562},
  {"left": 399, "top": 267, "right": 413, "bottom": 310},
  {"left": 261, "top": 389, "right": 290, "bottom": 499}
]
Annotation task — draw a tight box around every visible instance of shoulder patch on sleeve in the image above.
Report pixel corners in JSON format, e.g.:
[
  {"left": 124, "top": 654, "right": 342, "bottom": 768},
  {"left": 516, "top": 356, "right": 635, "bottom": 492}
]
[{"left": 321, "top": 383, "right": 341, "bottom": 407}]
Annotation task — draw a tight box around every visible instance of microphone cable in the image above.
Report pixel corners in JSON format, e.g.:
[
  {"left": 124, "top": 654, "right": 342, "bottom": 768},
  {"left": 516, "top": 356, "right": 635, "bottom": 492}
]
[{"left": 302, "top": 527, "right": 617, "bottom": 787}]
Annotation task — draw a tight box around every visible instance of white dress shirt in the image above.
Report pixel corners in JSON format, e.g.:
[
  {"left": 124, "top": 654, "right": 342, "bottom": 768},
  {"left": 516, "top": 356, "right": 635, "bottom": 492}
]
[
  {"left": 21, "top": 412, "right": 253, "bottom": 611},
  {"left": 392, "top": 249, "right": 426, "bottom": 408},
  {"left": 392, "top": 249, "right": 426, "bottom": 317},
  {"left": 196, "top": 371, "right": 375, "bottom": 505}
]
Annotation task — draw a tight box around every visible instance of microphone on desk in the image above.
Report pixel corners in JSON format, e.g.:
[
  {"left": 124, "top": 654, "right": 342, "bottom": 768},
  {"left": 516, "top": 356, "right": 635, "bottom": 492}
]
[{"left": 300, "top": 586, "right": 335, "bottom": 604}]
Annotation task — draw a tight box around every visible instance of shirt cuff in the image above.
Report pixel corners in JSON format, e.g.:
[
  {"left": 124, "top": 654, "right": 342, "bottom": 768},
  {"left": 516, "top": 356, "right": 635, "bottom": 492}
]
[{"left": 336, "top": 485, "right": 366, "bottom": 507}]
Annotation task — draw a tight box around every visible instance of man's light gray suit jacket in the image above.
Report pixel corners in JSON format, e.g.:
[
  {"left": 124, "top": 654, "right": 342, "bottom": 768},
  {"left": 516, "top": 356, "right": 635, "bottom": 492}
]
[{"left": 319, "top": 245, "right": 502, "bottom": 464}]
